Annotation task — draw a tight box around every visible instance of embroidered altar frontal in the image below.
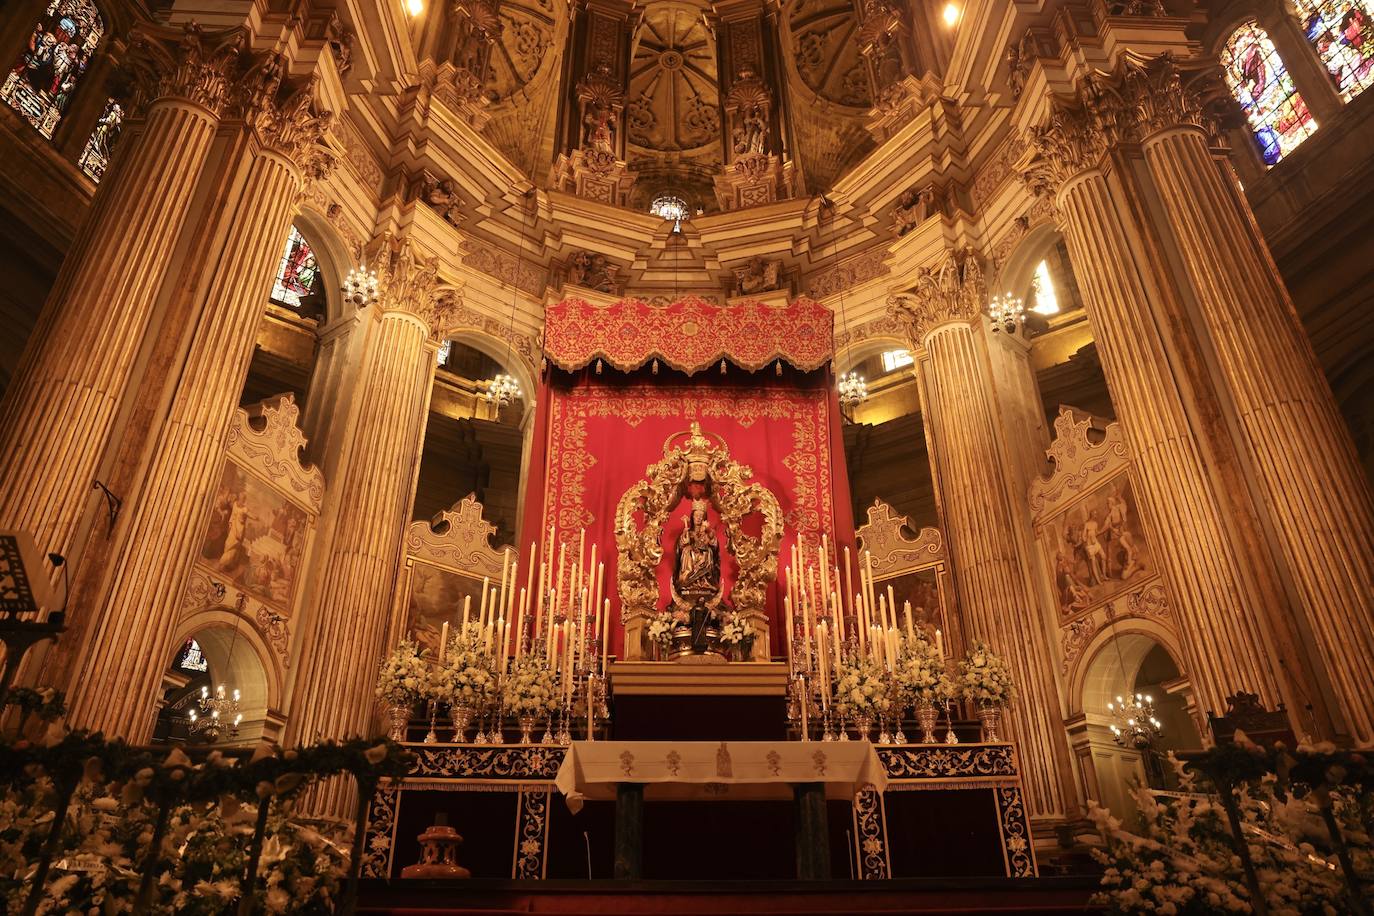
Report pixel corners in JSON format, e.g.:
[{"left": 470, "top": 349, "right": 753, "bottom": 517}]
[{"left": 360, "top": 742, "right": 1036, "bottom": 882}]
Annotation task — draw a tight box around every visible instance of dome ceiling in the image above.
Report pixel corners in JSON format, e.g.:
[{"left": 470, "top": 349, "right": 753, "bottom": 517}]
[{"left": 625, "top": 4, "right": 719, "bottom": 153}]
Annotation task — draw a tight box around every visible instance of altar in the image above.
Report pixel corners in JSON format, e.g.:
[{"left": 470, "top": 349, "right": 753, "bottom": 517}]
[{"left": 359, "top": 738, "right": 1035, "bottom": 883}]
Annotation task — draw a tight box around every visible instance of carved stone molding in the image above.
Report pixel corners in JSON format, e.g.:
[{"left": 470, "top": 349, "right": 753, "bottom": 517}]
[
  {"left": 240, "top": 64, "right": 337, "bottom": 180},
  {"left": 404, "top": 494, "right": 514, "bottom": 579},
  {"left": 890, "top": 182, "right": 948, "bottom": 236},
  {"left": 854, "top": 499, "right": 944, "bottom": 576},
  {"left": 731, "top": 257, "right": 781, "bottom": 297},
  {"left": 1027, "top": 407, "right": 1129, "bottom": 521},
  {"left": 430, "top": 290, "right": 539, "bottom": 375},
  {"left": 122, "top": 22, "right": 245, "bottom": 116},
  {"left": 805, "top": 248, "right": 890, "bottom": 300},
  {"left": 561, "top": 250, "right": 619, "bottom": 294},
  {"left": 1018, "top": 52, "right": 1234, "bottom": 197},
  {"left": 887, "top": 246, "right": 985, "bottom": 344}
]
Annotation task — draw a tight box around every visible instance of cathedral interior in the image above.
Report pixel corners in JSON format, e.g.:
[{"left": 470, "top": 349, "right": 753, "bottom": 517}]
[{"left": 1, "top": 0, "right": 1373, "bottom": 910}]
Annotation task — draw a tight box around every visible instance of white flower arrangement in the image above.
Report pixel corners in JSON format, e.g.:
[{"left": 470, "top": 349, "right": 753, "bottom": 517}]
[
  {"left": 957, "top": 640, "right": 1015, "bottom": 707},
  {"left": 894, "top": 633, "right": 952, "bottom": 704},
  {"left": 832, "top": 655, "right": 892, "bottom": 717},
  {"left": 718, "top": 614, "right": 754, "bottom": 647},
  {"left": 375, "top": 639, "right": 430, "bottom": 706},
  {"left": 428, "top": 632, "right": 496, "bottom": 709},
  {"left": 647, "top": 610, "right": 676, "bottom": 651},
  {"left": 501, "top": 654, "right": 560, "bottom": 716}
]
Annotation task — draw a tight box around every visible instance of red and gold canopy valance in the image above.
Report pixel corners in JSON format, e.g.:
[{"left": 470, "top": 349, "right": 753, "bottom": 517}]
[{"left": 542, "top": 295, "right": 834, "bottom": 375}]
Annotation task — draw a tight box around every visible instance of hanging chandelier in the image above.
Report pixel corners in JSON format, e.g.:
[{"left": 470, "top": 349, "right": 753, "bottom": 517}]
[
  {"left": 486, "top": 372, "right": 521, "bottom": 415},
  {"left": 837, "top": 370, "right": 869, "bottom": 409},
  {"left": 189, "top": 683, "right": 242, "bottom": 742},
  {"left": 987, "top": 290, "right": 1025, "bottom": 334},
  {"left": 1108, "top": 691, "right": 1162, "bottom": 750},
  {"left": 342, "top": 262, "right": 380, "bottom": 309}
]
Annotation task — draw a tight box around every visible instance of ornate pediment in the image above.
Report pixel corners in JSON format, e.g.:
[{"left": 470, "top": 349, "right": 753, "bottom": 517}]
[
  {"left": 405, "top": 494, "right": 513, "bottom": 579},
  {"left": 225, "top": 394, "right": 324, "bottom": 512},
  {"left": 854, "top": 499, "right": 943, "bottom": 576},
  {"left": 1028, "top": 407, "right": 1130, "bottom": 521}
]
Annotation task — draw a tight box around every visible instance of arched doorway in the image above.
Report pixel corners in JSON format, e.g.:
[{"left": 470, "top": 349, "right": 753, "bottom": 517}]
[
  {"left": 153, "top": 622, "right": 272, "bottom": 747},
  {"left": 1075, "top": 633, "right": 1201, "bottom": 821}
]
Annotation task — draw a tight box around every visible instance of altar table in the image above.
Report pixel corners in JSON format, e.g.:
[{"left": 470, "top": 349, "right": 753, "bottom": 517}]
[
  {"left": 359, "top": 742, "right": 1036, "bottom": 882},
  {"left": 554, "top": 740, "right": 888, "bottom": 812}
]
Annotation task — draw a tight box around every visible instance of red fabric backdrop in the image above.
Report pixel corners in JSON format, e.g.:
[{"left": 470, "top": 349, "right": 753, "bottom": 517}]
[{"left": 519, "top": 366, "right": 855, "bottom": 658}]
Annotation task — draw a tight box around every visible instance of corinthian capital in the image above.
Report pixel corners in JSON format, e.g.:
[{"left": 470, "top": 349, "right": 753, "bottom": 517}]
[
  {"left": 235, "top": 57, "right": 338, "bottom": 180},
  {"left": 122, "top": 22, "right": 246, "bottom": 116},
  {"left": 1017, "top": 51, "right": 1234, "bottom": 197},
  {"left": 887, "top": 246, "right": 986, "bottom": 344},
  {"left": 376, "top": 239, "right": 451, "bottom": 338}
]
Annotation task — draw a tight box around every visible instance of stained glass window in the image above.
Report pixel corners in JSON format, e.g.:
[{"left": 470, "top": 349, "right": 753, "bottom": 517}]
[
  {"left": 1031, "top": 260, "right": 1060, "bottom": 316},
  {"left": 77, "top": 96, "right": 121, "bottom": 182},
  {"left": 175, "top": 639, "right": 209, "bottom": 674},
  {"left": 1220, "top": 22, "right": 1318, "bottom": 165},
  {"left": 269, "top": 227, "right": 319, "bottom": 308},
  {"left": 1295, "top": 0, "right": 1374, "bottom": 101},
  {"left": 0, "top": 0, "right": 103, "bottom": 139}
]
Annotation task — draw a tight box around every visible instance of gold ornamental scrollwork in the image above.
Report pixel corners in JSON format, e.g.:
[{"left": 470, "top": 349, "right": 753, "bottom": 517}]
[{"left": 615, "top": 422, "right": 782, "bottom": 623}]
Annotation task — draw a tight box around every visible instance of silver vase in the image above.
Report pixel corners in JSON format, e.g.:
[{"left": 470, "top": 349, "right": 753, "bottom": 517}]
[
  {"left": 386, "top": 702, "right": 410, "bottom": 742},
  {"left": 916, "top": 700, "right": 939, "bottom": 744},
  {"left": 450, "top": 703, "right": 472, "bottom": 743},
  {"left": 853, "top": 712, "right": 874, "bottom": 742},
  {"left": 977, "top": 704, "right": 1003, "bottom": 743}
]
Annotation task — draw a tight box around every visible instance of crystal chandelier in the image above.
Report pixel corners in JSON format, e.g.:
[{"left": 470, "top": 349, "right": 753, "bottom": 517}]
[
  {"left": 342, "top": 262, "right": 379, "bottom": 309},
  {"left": 1108, "top": 692, "right": 1162, "bottom": 750},
  {"left": 486, "top": 372, "right": 521, "bottom": 416},
  {"left": 837, "top": 369, "right": 868, "bottom": 410},
  {"left": 189, "top": 683, "right": 242, "bottom": 742},
  {"left": 987, "top": 291, "right": 1025, "bottom": 334}
]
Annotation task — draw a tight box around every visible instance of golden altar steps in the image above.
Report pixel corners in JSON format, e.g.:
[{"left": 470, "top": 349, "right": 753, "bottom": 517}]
[{"left": 608, "top": 661, "right": 790, "bottom": 697}]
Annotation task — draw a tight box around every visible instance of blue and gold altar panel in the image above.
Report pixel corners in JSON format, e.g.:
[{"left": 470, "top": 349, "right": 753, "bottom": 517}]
[{"left": 361, "top": 742, "right": 1035, "bottom": 881}]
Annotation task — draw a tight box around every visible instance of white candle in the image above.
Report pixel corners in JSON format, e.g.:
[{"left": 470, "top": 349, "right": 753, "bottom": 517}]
[
  {"left": 461, "top": 595, "right": 471, "bottom": 629},
  {"left": 904, "top": 600, "right": 915, "bottom": 641},
  {"left": 602, "top": 597, "right": 611, "bottom": 670},
  {"left": 439, "top": 621, "right": 449, "bottom": 663},
  {"left": 936, "top": 628, "right": 944, "bottom": 657}
]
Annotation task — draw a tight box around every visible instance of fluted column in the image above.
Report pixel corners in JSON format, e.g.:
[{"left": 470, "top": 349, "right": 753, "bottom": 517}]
[
  {"left": 65, "top": 65, "right": 335, "bottom": 737},
  {"left": 1018, "top": 58, "right": 1317, "bottom": 729},
  {"left": 891, "top": 252, "right": 1077, "bottom": 823},
  {"left": 285, "top": 241, "right": 448, "bottom": 812},
  {"left": 1137, "top": 69, "right": 1374, "bottom": 743},
  {"left": 0, "top": 24, "right": 238, "bottom": 568}
]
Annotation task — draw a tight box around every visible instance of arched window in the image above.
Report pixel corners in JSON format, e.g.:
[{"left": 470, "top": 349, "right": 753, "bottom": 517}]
[
  {"left": 0, "top": 0, "right": 103, "bottom": 139},
  {"left": 1220, "top": 21, "right": 1318, "bottom": 165},
  {"left": 77, "top": 96, "right": 121, "bottom": 182},
  {"left": 269, "top": 226, "right": 320, "bottom": 309},
  {"left": 1294, "top": 0, "right": 1374, "bottom": 101},
  {"left": 1031, "top": 259, "right": 1060, "bottom": 316}
]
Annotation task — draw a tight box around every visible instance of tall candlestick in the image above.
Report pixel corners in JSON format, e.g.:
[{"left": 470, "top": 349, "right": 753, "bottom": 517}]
[
  {"left": 842, "top": 547, "right": 854, "bottom": 642},
  {"left": 478, "top": 577, "right": 491, "bottom": 628},
  {"left": 516, "top": 587, "right": 528, "bottom": 659},
  {"left": 602, "top": 597, "right": 611, "bottom": 670},
  {"left": 498, "top": 549, "right": 511, "bottom": 626},
  {"left": 461, "top": 595, "right": 471, "bottom": 629},
  {"left": 785, "top": 595, "right": 795, "bottom": 672},
  {"left": 439, "top": 621, "right": 449, "bottom": 664},
  {"left": 903, "top": 600, "right": 915, "bottom": 641}
]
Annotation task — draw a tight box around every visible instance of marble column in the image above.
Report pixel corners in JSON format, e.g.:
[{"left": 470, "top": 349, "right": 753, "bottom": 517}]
[
  {"left": 0, "top": 24, "right": 238, "bottom": 570},
  {"left": 65, "top": 63, "right": 334, "bottom": 737},
  {"left": 1018, "top": 63, "right": 1316, "bottom": 731},
  {"left": 1134, "top": 58, "right": 1374, "bottom": 744},
  {"left": 890, "top": 252, "right": 1077, "bottom": 824},
  {"left": 285, "top": 240, "right": 448, "bottom": 812}
]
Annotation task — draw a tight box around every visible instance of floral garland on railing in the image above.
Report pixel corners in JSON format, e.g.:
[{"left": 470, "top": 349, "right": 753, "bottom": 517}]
[
  {"left": 957, "top": 640, "right": 1015, "bottom": 707},
  {"left": 0, "top": 712, "right": 411, "bottom": 915},
  {"left": 501, "top": 654, "right": 559, "bottom": 717},
  {"left": 1091, "top": 746, "right": 1374, "bottom": 915}
]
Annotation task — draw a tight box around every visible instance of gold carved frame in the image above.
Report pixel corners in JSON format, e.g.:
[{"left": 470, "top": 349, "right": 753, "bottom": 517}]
[
  {"left": 614, "top": 422, "right": 783, "bottom": 659},
  {"left": 854, "top": 499, "right": 958, "bottom": 651}
]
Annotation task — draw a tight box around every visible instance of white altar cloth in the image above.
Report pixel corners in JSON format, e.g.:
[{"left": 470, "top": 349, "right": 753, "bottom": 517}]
[{"left": 554, "top": 740, "right": 887, "bottom": 813}]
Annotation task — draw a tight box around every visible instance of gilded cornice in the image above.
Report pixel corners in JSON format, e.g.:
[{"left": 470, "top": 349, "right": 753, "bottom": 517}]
[
  {"left": 122, "top": 22, "right": 245, "bottom": 116},
  {"left": 1017, "top": 51, "right": 1233, "bottom": 198},
  {"left": 886, "top": 246, "right": 985, "bottom": 344}
]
